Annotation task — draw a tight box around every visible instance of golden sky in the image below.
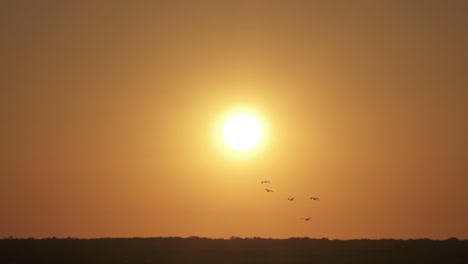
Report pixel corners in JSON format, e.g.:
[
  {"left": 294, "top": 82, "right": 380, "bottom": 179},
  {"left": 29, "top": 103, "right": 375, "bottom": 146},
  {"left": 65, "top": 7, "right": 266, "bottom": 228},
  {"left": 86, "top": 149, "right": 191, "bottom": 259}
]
[{"left": 1, "top": 0, "right": 467, "bottom": 239}]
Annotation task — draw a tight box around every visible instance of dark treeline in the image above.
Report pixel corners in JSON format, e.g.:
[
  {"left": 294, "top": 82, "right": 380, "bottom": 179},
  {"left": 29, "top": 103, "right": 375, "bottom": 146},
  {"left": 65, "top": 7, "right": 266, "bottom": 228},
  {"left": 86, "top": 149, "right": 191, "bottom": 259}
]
[{"left": 1, "top": 237, "right": 467, "bottom": 263}]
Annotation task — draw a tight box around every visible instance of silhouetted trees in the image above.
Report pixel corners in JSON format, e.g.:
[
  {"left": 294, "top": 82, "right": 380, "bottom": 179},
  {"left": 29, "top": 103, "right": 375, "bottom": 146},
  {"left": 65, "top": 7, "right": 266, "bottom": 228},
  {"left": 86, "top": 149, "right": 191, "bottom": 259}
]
[{"left": 0, "top": 237, "right": 467, "bottom": 264}]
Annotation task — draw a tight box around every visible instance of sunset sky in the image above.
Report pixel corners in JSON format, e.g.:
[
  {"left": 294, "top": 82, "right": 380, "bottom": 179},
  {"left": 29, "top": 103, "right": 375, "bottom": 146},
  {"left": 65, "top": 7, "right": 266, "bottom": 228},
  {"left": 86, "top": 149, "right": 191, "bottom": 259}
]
[{"left": 1, "top": 0, "right": 467, "bottom": 239}]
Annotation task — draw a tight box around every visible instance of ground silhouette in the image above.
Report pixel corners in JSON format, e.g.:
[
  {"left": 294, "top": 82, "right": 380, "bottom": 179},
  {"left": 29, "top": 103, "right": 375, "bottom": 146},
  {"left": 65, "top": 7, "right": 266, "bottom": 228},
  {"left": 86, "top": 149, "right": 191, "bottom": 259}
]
[{"left": 1, "top": 237, "right": 467, "bottom": 263}]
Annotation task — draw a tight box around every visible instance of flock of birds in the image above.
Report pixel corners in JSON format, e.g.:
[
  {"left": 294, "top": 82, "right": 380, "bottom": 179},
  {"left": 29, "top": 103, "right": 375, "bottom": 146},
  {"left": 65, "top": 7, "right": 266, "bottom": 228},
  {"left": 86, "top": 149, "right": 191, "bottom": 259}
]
[{"left": 260, "top": 180, "right": 320, "bottom": 221}]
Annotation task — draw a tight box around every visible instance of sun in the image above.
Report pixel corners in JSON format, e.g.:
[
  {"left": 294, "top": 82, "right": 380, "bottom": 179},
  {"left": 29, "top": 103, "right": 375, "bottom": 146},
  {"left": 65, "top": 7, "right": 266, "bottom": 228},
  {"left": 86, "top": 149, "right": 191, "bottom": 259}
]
[{"left": 222, "top": 113, "right": 263, "bottom": 151}]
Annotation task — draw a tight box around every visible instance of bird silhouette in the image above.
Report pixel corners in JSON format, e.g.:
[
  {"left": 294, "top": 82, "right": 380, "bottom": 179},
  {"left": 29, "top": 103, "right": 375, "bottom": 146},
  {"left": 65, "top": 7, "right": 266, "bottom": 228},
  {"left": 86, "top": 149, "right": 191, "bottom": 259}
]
[
  {"left": 300, "top": 218, "right": 312, "bottom": 221},
  {"left": 261, "top": 181, "right": 271, "bottom": 184},
  {"left": 287, "top": 197, "right": 295, "bottom": 201},
  {"left": 310, "top": 197, "right": 320, "bottom": 201},
  {"left": 265, "top": 189, "right": 273, "bottom": 192}
]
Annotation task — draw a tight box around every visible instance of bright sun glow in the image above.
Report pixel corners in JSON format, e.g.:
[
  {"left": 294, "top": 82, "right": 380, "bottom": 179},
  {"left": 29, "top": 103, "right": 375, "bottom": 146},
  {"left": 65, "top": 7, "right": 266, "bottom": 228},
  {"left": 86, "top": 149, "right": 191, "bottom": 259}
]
[{"left": 222, "top": 113, "right": 263, "bottom": 151}]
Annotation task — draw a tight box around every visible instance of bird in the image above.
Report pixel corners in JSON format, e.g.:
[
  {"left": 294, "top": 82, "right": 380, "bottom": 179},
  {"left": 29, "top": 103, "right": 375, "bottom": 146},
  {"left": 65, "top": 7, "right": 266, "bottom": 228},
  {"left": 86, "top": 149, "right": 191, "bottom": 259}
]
[
  {"left": 265, "top": 189, "right": 273, "bottom": 192},
  {"left": 261, "top": 181, "right": 271, "bottom": 184},
  {"left": 287, "top": 197, "right": 295, "bottom": 201},
  {"left": 300, "top": 218, "right": 312, "bottom": 221},
  {"left": 310, "top": 197, "right": 320, "bottom": 201}
]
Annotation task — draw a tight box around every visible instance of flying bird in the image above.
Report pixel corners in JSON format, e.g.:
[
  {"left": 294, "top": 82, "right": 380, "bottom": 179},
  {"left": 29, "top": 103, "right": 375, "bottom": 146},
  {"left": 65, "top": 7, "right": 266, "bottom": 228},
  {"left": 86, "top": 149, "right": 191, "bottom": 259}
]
[
  {"left": 287, "top": 197, "right": 295, "bottom": 201},
  {"left": 261, "top": 181, "right": 271, "bottom": 184},
  {"left": 300, "top": 218, "right": 312, "bottom": 221},
  {"left": 310, "top": 197, "right": 320, "bottom": 201},
  {"left": 265, "top": 189, "right": 273, "bottom": 192}
]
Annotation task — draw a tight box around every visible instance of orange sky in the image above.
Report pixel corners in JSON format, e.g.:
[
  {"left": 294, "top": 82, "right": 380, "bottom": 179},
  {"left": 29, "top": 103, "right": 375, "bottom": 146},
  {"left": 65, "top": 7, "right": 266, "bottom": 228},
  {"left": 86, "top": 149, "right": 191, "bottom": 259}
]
[{"left": 1, "top": 0, "right": 467, "bottom": 239}]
